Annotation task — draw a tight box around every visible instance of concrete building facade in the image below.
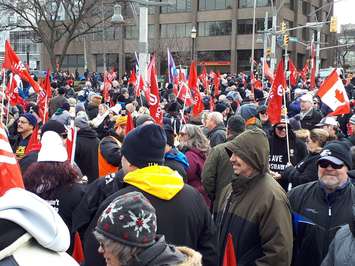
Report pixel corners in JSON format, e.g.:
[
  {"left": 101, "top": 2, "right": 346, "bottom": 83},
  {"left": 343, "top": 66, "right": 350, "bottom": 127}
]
[{"left": 41, "top": 0, "right": 336, "bottom": 75}]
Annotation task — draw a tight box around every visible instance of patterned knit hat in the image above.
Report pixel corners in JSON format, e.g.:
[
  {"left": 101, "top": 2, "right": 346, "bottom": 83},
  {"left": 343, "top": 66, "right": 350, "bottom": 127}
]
[{"left": 95, "top": 192, "right": 157, "bottom": 247}]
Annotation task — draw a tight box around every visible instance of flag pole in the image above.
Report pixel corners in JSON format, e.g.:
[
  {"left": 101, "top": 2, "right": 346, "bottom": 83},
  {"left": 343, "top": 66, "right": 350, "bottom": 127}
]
[
  {"left": 1, "top": 70, "right": 6, "bottom": 125},
  {"left": 283, "top": 53, "right": 291, "bottom": 165}
]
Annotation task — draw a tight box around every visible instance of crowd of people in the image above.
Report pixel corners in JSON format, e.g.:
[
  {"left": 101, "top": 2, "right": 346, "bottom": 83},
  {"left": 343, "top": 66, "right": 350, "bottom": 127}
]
[{"left": 1, "top": 67, "right": 355, "bottom": 266}]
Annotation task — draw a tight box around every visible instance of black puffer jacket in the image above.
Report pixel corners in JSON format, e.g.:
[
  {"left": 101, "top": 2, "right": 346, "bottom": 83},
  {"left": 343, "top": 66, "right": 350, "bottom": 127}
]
[
  {"left": 75, "top": 127, "right": 100, "bottom": 183},
  {"left": 282, "top": 151, "right": 320, "bottom": 188},
  {"left": 288, "top": 180, "right": 355, "bottom": 266},
  {"left": 300, "top": 108, "right": 323, "bottom": 130}
]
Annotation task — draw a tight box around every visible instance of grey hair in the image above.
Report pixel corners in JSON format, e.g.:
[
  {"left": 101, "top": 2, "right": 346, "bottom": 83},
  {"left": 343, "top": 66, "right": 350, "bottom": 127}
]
[
  {"left": 207, "top": 112, "right": 224, "bottom": 125},
  {"left": 93, "top": 231, "right": 143, "bottom": 266},
  {"left": 181, "top": 124, "right": 210, "bottom": 153}
]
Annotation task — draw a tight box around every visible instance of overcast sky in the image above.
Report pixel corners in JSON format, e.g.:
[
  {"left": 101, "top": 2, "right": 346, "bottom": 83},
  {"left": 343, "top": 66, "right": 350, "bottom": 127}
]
[{"left": 334, "top": 0, "right": 355, "bottom": 30}]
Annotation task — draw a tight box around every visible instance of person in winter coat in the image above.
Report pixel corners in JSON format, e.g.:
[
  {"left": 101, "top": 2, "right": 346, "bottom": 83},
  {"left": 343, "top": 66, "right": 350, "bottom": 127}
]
[
  {"left": 205, "top": 112, "right": 226, "bottom": 147},
  {"left": 299, "top": 93, "right": 322, "bottom": 130},
  {"left": 179, "top": 124, "right": 211, "bottom": 207},
  {"left": 23, "top": 131, "right": 86, "bottom": 254},
  {"left": 282, "top": 128, "right": 329, "bottom": 188},
  {"left": 0, "top": 188, "right": 79, "bottom": 265},
  {"left": 82, "top": 124, "right": 217, "bottom": 266},
  {"left": 288, "top": 141, "right": 355, "bottom": 266},
  {"left": 269, "top": 117, "right": 308, "bottom": 190},
  {"left": 94, "top": 191, "right": 202, "bottom": 266},
  {"left": 86, "top": 94, "right": 102, "bottom": 120},
  {"left": 202, "top": 115, "right": 246, "bottom": 213},
  {"left": 74, "top": 111, "right": 100, "bottom": 183},
  {"left": 164, "top": 124, "right": 189, "bottom": 181},
  {"left": 48, "top": 86, "right": 68, "bottom": 117},
  {"left": 321, "top": 206, "right": 355, "bottom": 266},
  {"left": 216, "top": 128, "right": 293, "bottom": 266}
]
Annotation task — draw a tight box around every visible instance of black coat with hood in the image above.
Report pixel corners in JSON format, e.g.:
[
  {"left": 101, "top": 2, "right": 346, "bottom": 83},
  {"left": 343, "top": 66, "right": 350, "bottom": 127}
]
[
  {"left": 268, "top": 125, "right": 308, "bottom": 190},
  {"left": 82, "top": 165, "right": 217, "bottom": 266},
  {"left": 75, "top": 127, "right": 100, "bottom": 183}
]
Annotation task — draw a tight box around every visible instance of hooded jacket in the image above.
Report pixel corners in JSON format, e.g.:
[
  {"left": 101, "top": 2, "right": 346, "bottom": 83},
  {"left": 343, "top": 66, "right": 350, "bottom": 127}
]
[
  {"left": 0, "top": 188, "right": 78, "bottom": 266},
  {"left": 75, "top": 127, "right": 100, "bottom": 183},
  {"left": 216, "top": 129, "right": 293, "bottom": 266},
  {"left": 82, "top": 165, "right": 217, "bottom": 266}
]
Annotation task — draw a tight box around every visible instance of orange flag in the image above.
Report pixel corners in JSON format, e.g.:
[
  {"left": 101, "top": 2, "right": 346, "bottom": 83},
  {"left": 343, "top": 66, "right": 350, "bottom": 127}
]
[{"left": 0, "top": 124, "right": 24, "bottom": 196}]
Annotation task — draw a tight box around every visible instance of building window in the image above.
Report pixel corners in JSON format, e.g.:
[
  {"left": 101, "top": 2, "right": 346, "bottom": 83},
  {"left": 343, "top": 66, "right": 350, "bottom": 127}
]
[
  {"left": 125, "top": 25, "right": 139, "bottom": 40},
  {"left": 237, "top": 19, "right": 271, "bottom": 34},
  {"left": 237, "top": 49, "right": 263, "bottom": 71},
  {"left": 161, "top": 0, "right": 192, "bottom": 13},
  {"left": 96, "top": 53, "right": 119, "bottom": 68},
  {"left": 59, "top": 55, "right": 84, "bottom": 68},
  {"left": 238, "top": 0, "right": 270, "bottom": 8},
  {"left": 161, "top": 23, "right": 192, "bottom": 38},
  {"left": 197, "top": 50, "right": 231, "bottom": 61},
  {"left": 198, "top": 21, "right": 232, "bottom": 36},
  {"left": 199, "top": 0, "right": 232, "bottom": 10},
  {"left": 302, "top": 1, "right": 310, "bottom": 16}
]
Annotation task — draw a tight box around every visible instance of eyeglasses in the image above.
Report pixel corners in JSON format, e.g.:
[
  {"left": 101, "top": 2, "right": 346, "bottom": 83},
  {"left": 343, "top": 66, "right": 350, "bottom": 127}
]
[
  {"left": 318, "top": 160, "right": 344, "bottom": 170},
  {"left": 276, "top": 126, "right": 286, "bottom": 131},
  {"left": 259, "top": 111, "right": 267, "bottom": 115}
]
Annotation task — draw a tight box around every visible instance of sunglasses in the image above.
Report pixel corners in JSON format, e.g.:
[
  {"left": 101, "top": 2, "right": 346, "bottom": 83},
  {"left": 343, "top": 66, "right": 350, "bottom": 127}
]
[
  {"left": 276, "top": 126, "right": 286, "bottom": 131},
  {"left": 259, "top": 110, "right": 267, "bottom": 115},
  {"left": 318, "top": 160, "right": 343, "bottom": 170}
]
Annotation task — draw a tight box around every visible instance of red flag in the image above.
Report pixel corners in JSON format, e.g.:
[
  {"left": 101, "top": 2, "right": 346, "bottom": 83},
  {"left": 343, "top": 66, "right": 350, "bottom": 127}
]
[
  {"left": 189, "top": 61, "right": 204, "bottom": 116},
  {"left": 177, "top": 82, "right": 194, "bottom": 107},
  {"left": 200, "top": 66, "right": 209, "bottom": 91},
  {"left": 267, "top": 60, "right": 286, "bottom": 125},
  {"left": 223, "top": 233, "right": 237, "bottom": 266},
  {"left": 317, "top": 69, "right": 350, "bottom": 116},
  {"left": 149, "top": 59, "right": 163, "bottom": 124},
  {"left": 288, "top": 59, "right": 298, "bottom": 87},
  {"left": 3, "top": 40, "right": 41, "bottom": 93},
  {"left": 72, "top": 232, "right": 85, "bottom": 263},
  {"left": 6, "top": 74, "right": 25, "bottom": 107},
  {"left": 37, "top": 70, "right": 52, "bottom": 122},
  {"left": 125, "top": 111, "right": 135, "bottom": 135},
  {"left": 213, "top": 71, "right": 220, "bottom": 97},
  {"left": 24, "top": 125, "right": 41, "bottom": 155},
  {"left": 103, "top": 71, "right": 111, "bottom": 103},
  {"left": 300, "top": 61, "right": 309, "bottom": 81},
  {"left": 128, "top": 69, "right": 137, "bottom": 86},
  {"left": 136, "top": 75, "right": 145, "bottom": 97},
  {"left": 263, "top": 61, "right": 274, "bottom": 83},
  {"left": 0, "top": 124, "right": 24, "bottom": 196}
]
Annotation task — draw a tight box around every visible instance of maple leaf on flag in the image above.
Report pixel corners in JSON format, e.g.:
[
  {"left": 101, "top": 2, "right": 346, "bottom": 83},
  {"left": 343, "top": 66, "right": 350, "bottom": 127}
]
[{"left": 335, "top": 89, "right": 345, "bottom": 103}]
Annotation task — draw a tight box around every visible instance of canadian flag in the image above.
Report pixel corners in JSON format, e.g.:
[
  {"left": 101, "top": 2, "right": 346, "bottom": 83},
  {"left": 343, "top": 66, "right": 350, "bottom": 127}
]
[{"left": 317, "top": 69, "right": 350, "bottom": 116}]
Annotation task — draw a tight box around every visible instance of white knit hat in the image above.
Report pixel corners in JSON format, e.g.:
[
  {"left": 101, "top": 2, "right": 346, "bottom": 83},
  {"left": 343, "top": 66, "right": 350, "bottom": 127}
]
[{"left": 37, "top": 131, "right": 68, "bottom": 162}]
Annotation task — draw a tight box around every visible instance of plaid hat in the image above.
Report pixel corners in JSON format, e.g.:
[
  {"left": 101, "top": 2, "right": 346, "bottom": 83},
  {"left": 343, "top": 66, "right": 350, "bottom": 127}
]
[
  {"left": 121, "top": 124, "right": 167, "bottom": 168},
  {"left": 318, "top": 140, "right": 352, "bottom": 169},
  {"left": 20, "top": 113, "right": 37, "bottom": 127},
  {"left": 95, "top": 192, "right": 157, "bottom": 247}
]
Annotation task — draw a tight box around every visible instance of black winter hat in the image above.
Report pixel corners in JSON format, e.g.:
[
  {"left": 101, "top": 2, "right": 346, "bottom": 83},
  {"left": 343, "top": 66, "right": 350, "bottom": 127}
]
[
  {"left": 121, "top": 124, "right": 167, "bottom": 168},
  {"left": 163, "top": 124, "right": 175, "bottom": 147},
  {"left": 100, "top": 137, "right": 122, "bottom": 167},
  {"left": 41, "top": 120, "right": 66, "bottom": 137},
  {"left": 318, "top": 140, "right": 352, "bottom": 169},
  {"left": 95, "top": 191, "right": 157, "bottom": 247},
  {"left": 215, "top": 102, "right": 228, "bottom": 113},
  {"left": 227, "top": 115, "right": 245, "bottom": 134}
]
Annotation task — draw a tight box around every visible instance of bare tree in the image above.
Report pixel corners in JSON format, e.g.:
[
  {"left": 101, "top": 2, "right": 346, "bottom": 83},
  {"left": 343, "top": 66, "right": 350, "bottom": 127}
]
[
  {"left": 337, "top": 28, "right": 353, "bottom": 69},
  {"left": 0, "top": 0, "right": 115, "bottom": 70}
]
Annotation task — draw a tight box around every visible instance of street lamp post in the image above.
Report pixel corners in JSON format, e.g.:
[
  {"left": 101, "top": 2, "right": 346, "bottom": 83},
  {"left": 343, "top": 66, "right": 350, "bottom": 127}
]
[
  {"left": 111, "top": 4, "right": 125, "bottom": 78},
  {"left": 191, "top": 26, "right": 197, "bottom": 62}
]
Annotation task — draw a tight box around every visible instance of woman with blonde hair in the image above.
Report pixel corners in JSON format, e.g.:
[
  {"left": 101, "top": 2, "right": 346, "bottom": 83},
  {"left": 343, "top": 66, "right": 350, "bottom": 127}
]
[
  {"left": 282, "top": 128, "right": 329, "bottom": 188},
  {"left": 179, "top": 124, "right": 211, "bottom": 207}
]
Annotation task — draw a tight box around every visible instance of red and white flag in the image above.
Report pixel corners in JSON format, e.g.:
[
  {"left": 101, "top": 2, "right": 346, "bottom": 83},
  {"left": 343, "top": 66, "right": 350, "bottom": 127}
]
[
  {"left": 177, "top": 82, "right": 193, "bottom": 107},
  {"left": 0, "top": 124, "right": 24, "bottom": 196},
  {"left": 3, "top": 40, "right": 41, "bottom": 93},
  {"left": 149, "top": 58, "right": 163, "bottom": 124},
  {"left": 66, "top": 124, "right": 78, "bottom": 164},
  {"left": 288, "top": 59, "right": 298, "bottom": 87},
  {"left": 317, "top": 69, "right": 350, "bottom": 116},
  {"left": 263, "top": 61, "right": 274, "bottom": 83},
  {"left": 267, "top": 60, "right": 286, "bottom": 125}
]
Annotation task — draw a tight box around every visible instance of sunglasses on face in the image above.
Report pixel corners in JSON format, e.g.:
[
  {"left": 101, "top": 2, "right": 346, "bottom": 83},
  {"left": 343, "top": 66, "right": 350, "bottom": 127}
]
[
  {"left": 259, "top": 111, "right": 267, "bottom": 115},
  {"left": 318, "top": 160, "right": 343, "bottom": 170},
  {"left": 276, "top": 126, "right": 286, "bottom": 131}
]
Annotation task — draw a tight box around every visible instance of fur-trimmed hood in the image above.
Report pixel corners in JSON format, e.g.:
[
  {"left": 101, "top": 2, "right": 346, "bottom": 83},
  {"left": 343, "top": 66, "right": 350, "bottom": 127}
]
[{"left": 177, "top": 246, "right": 202, "bottom": 266}]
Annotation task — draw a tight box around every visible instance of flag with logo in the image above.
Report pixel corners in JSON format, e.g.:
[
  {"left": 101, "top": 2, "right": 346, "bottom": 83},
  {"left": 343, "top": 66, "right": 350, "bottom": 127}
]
[
  {"left": 317, "top": 69, "right": 350, "bottom": 116},
  {"left": 300, "top": 61, "right": 309, "bottom": 81},
  {"left": 267, "top": 60, "right": 286, "bottom": 125},
  {"left": 188, "top": 61, "right": 204, "bottom": 117},
  {"left": 177, "top": 82, "right": 193, "bottom": 107},
  {"left": 288, "top": 59, "right": 298, "bottom": 87},
  {"left": 149, "top": 58, "right": 163, "bottom": 124},
  {"left": 3, "top": 40, "right": 41, "bottom": 93},
  {"left": 0, "top": 124, "right": 24, "bottom": 196}
]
